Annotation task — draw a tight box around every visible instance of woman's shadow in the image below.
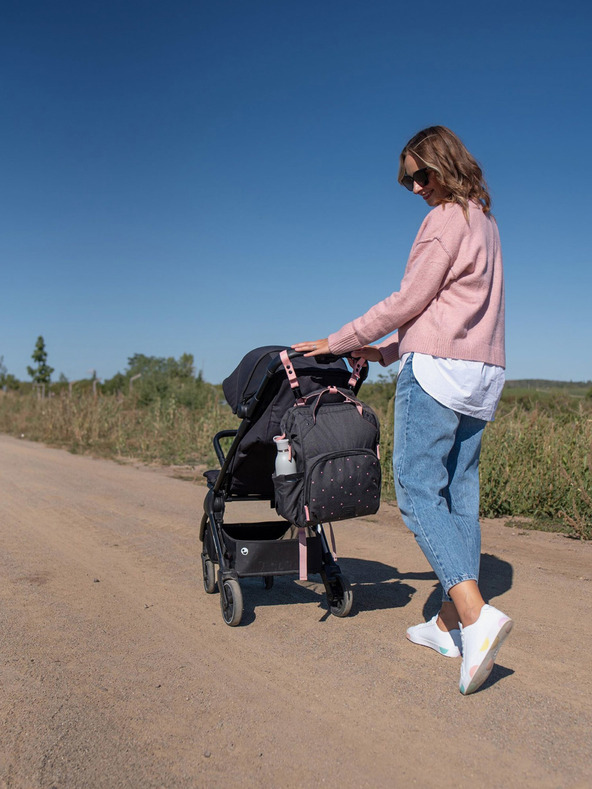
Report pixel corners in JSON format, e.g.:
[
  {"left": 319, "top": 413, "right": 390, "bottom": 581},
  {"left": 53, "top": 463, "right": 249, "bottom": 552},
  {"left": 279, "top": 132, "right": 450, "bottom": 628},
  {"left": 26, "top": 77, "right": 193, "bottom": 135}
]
[
  {"left": 338, "top": 551, "right": 513, "bottom": 617},
  {"left": 420, "top": 552, "right": 513, "bottom": 621},
  {"left": 241, "top": 552, "right": 513, "bottom": 641}
]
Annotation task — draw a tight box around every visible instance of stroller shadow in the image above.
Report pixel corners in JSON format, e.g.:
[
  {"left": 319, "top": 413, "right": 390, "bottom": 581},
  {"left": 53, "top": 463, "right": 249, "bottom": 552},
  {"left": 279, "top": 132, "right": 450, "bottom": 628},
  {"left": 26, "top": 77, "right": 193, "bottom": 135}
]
[
  {"left": 238, "top": 558, "right": 435, "bottom": 625},
  {"left": 338, "top": 557, "right": 433, "bottom": 613},
  {"left": 236, "top": 552, "right": 514, "bottom": 629},
  {"left": 421, "top": 552, "right": 514, "bottom": 622}
]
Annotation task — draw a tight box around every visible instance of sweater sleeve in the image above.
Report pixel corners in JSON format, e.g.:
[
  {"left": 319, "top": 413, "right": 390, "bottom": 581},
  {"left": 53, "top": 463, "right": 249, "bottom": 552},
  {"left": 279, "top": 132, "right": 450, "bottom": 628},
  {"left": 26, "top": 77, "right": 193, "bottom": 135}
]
[
  {"left": 328, "top": 235, "right": 453, "bottom": 355},
  {"left": 376, "top": 335, "right": 400, "bottom": 366}
]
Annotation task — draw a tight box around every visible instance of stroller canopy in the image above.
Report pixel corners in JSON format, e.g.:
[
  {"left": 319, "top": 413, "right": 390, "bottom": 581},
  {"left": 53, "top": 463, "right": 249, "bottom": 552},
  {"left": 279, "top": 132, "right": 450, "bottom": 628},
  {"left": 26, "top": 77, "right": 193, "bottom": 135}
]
[
  {"left": 223, "top": 345, "right": 350, "bottom": 414},
  {"left": 221, "top": 345, "right": 352, "bottom": 496}
]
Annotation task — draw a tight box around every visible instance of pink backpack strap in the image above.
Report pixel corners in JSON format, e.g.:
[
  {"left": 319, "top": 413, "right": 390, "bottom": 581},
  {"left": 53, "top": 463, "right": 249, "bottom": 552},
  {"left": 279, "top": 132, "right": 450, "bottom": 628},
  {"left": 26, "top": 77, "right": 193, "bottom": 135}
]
[
  {"left": 327, "top": 522, "right": 337, "bottom": 561},
  {"left": 280, "top": 350, "right": 300, "bottom": 391},
  {"left": 310, "top": 387, "right": 363, "bottom": 422},
  {"left": 347, "top": 357, "right": 366, "bottom": 389},
  {"left": 298, "top": 527, "right": 308, "bottom": 580}
]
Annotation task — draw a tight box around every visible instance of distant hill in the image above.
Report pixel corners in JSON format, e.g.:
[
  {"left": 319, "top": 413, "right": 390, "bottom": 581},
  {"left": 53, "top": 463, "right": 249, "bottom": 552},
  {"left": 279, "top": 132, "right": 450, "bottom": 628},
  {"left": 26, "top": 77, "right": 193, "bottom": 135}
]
[
  {"left": 505, "top": 379, "right": 591, "bottom": 388},
  {"left": 504, "top": 380, "right": 592, "bottom": 396}
]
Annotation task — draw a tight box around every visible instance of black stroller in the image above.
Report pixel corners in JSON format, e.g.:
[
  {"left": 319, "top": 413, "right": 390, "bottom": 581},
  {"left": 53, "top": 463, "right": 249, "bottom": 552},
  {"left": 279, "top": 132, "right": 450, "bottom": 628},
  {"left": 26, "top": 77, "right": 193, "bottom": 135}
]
[{"left": 200, "top": 345, "right": 380, "bottom": 626}]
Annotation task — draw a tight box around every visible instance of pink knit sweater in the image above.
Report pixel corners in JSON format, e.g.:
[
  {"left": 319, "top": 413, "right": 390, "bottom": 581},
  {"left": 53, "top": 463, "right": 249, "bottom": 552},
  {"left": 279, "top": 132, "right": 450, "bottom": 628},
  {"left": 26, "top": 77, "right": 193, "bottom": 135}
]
[{"left": 328, "top": 200, "right": 505, "bottom": 368}]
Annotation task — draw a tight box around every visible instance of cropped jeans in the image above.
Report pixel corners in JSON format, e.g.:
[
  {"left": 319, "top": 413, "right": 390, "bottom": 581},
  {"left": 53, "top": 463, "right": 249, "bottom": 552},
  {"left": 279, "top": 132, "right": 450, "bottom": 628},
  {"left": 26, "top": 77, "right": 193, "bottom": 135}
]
[{"left": 393, "top": 355, "right": 487, "bottom": 602}]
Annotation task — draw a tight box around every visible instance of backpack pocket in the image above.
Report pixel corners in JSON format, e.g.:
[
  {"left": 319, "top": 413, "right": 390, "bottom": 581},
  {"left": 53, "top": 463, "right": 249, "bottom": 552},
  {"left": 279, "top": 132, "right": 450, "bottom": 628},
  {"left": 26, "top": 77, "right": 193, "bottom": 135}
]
[
  {"left": 272, "top": 471, "right": 305, "bottom": 526},
  {"left": 304, "top": 449, "right": 381, "bottom": 525}
]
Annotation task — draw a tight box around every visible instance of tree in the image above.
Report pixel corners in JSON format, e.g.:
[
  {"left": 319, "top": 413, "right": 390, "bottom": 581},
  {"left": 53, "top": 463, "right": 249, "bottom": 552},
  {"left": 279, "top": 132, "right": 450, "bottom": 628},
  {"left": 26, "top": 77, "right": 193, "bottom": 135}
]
[
  {"left": 176, "top": 353, "right": 195, "bottom": 379},
  {"left": 0, "top": 357, "right": 20, "bottom": 391},
  {"left": 101, "top": 372, "right": 126, "bottom": 396},
  {"left": 125, "top": 353, "right": 195, "bottom": 380},
  {"left": 27, "top": 336, "right": 54, "bottom": 385}
]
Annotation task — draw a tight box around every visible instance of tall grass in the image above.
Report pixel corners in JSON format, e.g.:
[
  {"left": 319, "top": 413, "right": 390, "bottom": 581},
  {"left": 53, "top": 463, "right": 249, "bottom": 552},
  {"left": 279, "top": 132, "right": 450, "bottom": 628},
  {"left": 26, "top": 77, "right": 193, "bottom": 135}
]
[
  {"left": 479, "top": 394, "right": 592, "bottom": 539},
  {"left": 1, "top": 382, "right": 590, "bottom": 539},
  {"left": 0, "top": 387, "right": 238, "bottom": 468}
]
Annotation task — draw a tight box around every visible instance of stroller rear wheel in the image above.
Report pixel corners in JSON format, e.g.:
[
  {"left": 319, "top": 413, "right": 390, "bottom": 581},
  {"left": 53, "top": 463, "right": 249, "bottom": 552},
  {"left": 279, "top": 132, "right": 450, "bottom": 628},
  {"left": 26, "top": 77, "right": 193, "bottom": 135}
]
[
  {"left": 202, "top": 556, "right": 218, "bottom": 594},
  {"left": 220, "top": 578, "right": 243, "bottom": 626},
  {"left": 329, "top": 575, "right": 353, "bottom": 618}
]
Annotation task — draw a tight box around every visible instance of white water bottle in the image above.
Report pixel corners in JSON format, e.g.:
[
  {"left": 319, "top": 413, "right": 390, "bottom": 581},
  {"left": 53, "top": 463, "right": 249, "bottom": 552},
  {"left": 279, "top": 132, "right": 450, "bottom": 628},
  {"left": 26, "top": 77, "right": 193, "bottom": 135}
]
[{"left": 273, "top": 436, "right": 297, "bottom": 476}]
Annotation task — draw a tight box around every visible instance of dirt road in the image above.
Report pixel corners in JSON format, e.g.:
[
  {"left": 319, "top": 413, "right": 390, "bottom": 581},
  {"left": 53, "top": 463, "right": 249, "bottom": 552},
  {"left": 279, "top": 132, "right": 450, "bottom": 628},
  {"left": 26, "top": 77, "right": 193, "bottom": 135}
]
[{"left": 1, "top": 434, "right": 591, "bottom": 788}]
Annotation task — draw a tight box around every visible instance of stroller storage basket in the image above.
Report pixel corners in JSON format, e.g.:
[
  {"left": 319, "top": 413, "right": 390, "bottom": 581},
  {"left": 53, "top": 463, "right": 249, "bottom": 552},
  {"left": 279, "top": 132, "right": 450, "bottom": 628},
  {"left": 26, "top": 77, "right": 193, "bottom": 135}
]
[{"left": 220, "top": 522, "right": 323, "bottom": 577}]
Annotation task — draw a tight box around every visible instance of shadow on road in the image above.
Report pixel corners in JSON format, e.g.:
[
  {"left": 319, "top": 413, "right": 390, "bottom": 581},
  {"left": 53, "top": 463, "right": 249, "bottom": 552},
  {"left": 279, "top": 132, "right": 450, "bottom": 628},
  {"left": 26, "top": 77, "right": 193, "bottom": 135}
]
[
  {"left": 231, "top": 558, "right": 437, "bottom": 625},
  {"left": 226, "top": 551, "right": 513, "bottom": 627},
  {"left": 478, "top": 662, "right": 515, "bottom": 692},
  {"left": 421, "top": 552, "right": 514, "bottom": 622}
]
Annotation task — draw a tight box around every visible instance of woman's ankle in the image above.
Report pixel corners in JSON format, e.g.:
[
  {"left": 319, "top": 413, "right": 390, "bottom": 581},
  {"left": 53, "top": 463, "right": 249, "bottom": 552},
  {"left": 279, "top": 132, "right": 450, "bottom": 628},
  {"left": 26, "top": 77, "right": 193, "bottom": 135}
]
[
  {"left": 448, "top": 581, "right": 485, "bottom": 627},
  {"left": 437, "top": 602, "right": 460, "bottom": 631}
]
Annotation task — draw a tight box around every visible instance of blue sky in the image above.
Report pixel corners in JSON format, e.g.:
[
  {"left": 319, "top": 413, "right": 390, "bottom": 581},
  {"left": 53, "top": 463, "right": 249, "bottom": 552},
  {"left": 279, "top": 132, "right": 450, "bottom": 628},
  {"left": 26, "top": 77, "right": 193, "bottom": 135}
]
[{"left": 2, "top": 0, "right": 591, "bottom": 385}]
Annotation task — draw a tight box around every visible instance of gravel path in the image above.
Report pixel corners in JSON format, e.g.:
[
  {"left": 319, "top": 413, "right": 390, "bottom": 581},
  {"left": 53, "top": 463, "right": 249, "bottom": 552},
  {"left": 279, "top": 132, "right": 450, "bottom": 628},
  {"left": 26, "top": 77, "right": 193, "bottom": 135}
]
[{"left": 1, "top": 434, "right": 590, "bottom": 788}]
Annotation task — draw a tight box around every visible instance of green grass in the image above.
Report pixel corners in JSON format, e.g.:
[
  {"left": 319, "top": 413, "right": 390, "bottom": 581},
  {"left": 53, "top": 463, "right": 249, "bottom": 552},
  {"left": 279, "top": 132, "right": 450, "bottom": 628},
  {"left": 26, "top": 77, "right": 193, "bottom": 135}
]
[
  {"left": 478, "top": 393, "right": 592, "bottom": 539},
  {"left": 1, "top": 377, "right": 590, "bottom": 539},
  {"left": 0, "top": 386, "right": 239, "bottom": 468},
  {"left": 341, "top": 380, "right": 592, "bottom": 540}
]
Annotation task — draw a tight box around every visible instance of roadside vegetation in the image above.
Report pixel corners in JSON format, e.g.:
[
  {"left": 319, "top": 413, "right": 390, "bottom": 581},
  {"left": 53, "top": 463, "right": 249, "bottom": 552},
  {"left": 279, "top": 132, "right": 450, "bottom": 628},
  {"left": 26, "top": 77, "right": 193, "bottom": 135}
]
[
  {"left": 480, "top": 386, "right": 592, "bottom": 540},
  {"left": 0, "top": 353, "right": 237, "bottom": 468},
  {"left": 0, "top": 354, "right": 590, "bottom": 539}
]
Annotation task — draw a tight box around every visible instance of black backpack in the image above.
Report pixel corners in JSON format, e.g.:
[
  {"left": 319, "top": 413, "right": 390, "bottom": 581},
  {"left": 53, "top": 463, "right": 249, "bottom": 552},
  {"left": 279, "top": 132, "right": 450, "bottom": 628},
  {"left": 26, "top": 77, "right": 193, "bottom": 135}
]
[{"left": 273, "top": 385, "right": 381, "bottom": 527}]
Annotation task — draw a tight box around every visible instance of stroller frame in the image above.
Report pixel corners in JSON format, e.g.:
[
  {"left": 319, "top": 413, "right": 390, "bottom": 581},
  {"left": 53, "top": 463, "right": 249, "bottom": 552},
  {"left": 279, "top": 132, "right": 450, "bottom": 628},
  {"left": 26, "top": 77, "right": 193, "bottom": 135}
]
[{"left": 200, "top": 349, "right": 366, "bottom": 626}]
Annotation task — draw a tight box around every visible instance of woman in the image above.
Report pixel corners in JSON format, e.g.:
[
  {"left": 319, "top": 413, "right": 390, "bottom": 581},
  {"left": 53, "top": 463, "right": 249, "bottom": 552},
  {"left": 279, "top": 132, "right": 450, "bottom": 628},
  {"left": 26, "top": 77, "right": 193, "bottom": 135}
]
[{"left": 293, "top": 126, "right": 513, "bottom": 695}]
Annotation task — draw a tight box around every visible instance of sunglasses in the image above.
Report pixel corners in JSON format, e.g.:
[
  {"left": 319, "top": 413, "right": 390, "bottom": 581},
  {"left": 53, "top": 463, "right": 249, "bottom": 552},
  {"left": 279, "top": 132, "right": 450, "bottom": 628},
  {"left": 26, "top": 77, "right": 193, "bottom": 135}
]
[{"left": 401, "top": 167, "right": 431, "bottom": 192}]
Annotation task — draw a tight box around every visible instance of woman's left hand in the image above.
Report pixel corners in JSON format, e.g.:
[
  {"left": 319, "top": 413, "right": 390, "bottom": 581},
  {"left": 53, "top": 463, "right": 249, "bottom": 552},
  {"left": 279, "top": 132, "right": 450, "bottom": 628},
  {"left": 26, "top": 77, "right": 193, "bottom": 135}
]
[{"left": 291, "top": 338, "right": 330, "bottom": 357}]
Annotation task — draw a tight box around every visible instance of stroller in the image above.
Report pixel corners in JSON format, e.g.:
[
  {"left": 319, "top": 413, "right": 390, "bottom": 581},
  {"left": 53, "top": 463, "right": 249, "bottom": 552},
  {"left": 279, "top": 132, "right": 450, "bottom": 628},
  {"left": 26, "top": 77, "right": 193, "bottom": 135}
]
[{"left": 200, "top": 345, "right": 381, "bottom": 626}]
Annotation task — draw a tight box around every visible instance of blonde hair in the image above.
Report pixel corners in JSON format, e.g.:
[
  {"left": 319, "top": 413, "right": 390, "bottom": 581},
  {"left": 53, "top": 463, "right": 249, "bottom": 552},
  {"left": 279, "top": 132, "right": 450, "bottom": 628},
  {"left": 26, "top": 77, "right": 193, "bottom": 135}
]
[{"left": 398, "top": 126, "right": 491, "bottom": 218}]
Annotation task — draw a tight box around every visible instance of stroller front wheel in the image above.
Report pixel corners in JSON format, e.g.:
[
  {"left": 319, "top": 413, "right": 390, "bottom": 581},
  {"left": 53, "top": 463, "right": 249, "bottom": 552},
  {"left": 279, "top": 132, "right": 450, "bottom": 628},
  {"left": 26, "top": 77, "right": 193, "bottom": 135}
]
[
  {"left": 220, "top": 579, "right": 243, "bottom": 626},
  {"left": 329, "top": 575, "right": 353, "bottom": 618}
]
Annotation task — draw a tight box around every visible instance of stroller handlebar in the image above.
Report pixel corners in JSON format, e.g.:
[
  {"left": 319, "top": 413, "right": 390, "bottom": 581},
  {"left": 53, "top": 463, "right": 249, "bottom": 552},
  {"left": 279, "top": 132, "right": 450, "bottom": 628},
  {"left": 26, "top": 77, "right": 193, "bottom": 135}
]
[{"left": 236, "top": 350, "right": 368, "bottom": 420}]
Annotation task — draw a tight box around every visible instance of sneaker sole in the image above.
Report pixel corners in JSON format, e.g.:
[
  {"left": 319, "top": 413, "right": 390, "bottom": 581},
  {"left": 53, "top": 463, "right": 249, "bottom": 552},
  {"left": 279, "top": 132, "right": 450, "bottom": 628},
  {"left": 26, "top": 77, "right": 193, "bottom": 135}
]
[{"left": 461, "top": 619, "right": 514, "bottom": 695}]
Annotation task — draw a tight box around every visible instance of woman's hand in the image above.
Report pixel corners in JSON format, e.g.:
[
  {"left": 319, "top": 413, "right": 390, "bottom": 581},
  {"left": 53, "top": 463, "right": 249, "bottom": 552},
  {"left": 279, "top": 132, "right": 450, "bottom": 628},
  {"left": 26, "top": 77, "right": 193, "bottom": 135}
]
[
  {"left": 291, "top": 340, "right": 383, "bottom": 364},
  {"left": 291, "top": 339, "right": 330, "bottom": 357},
  {"left": 350, "top": 345, "right": 383, "bottom": 363}
]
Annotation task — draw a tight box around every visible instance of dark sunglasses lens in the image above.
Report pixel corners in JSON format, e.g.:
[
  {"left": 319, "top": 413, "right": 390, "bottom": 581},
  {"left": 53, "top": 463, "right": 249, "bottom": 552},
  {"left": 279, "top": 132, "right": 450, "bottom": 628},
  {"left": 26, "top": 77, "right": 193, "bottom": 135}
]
[
  {"left": 415, "top": 168, "right": 430, "bottom": 187},
  {"left": 401, "top": 168, "right": 430, "bottom": 191}
]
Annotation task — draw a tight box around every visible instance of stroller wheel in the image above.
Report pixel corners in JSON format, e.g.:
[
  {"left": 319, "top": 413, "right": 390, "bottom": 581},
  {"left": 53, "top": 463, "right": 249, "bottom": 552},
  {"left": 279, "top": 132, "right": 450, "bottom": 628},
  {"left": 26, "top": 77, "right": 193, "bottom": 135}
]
[
  {"left": 202, "top": 557, "right": 218, "bottom": 594},
  {"left": 220, "top": 579, "right": 243, "bottom": 626},
  {"left": 329, "top": 575, "right": 353, "bottom": 618}
]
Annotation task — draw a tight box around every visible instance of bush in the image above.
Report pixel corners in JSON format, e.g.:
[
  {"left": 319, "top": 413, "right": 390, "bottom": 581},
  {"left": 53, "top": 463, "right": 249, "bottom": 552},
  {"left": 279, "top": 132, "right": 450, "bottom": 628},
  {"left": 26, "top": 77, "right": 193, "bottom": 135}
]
[
  {"left": 1, "top": 375, "right": 590, "bottom": 539},
  {"left": 480, "top": 400, "right": 592, "bottom": 539}
]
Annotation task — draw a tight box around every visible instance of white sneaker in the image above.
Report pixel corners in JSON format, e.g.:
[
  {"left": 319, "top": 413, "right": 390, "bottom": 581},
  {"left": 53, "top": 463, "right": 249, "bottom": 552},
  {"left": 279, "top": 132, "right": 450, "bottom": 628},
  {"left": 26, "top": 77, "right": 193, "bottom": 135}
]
[
  {"left": 459, "top": 604, "right": 513, "bottom": 695},
  {"left": 406, "top": 615, "right": 462, "bottom": 658}
]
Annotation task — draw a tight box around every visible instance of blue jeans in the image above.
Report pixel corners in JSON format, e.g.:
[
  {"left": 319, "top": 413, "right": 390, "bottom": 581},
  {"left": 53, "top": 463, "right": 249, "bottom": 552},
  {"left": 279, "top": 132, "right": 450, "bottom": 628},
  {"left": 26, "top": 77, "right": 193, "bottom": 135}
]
[{"left": 393, "top": 356, "right": 486, "bottom": 602}]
